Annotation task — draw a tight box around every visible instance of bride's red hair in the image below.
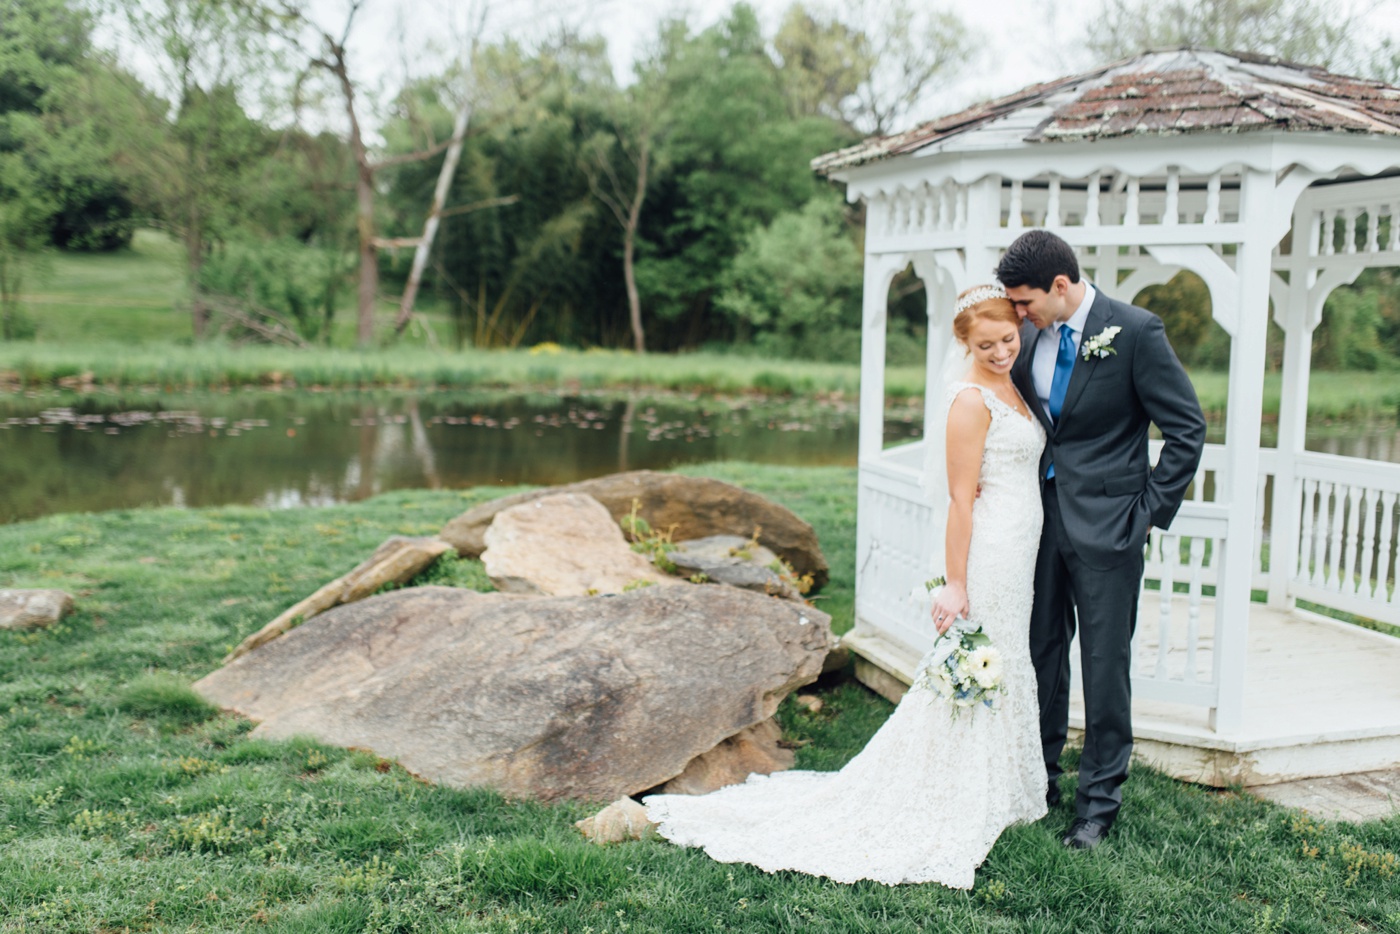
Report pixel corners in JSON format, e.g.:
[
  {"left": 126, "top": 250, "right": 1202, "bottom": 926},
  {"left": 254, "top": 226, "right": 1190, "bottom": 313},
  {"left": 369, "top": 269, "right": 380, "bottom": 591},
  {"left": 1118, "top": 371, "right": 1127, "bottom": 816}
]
[{"left": 952, "top": 288, "right": 1018, "bottom": 344}]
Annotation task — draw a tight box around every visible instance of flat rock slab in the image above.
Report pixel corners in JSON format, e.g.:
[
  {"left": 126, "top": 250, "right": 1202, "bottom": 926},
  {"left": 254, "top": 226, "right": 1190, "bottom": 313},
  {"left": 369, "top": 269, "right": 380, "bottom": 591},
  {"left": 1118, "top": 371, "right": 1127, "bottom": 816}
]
[
  {"left": 482, "top": 493, "right": 678, "bottom": 595},
  {"left": 0, "top": 590, "right": 74, "bottom": 630},
  {"left": 441, "top": 470, "right": 829, "bottom": 590},
  {"left": 194, "top": 585, "right": 832, "bottom": 801},
  {"left": 1250, "top": 768, "right": 1400, "bottom": 823}
]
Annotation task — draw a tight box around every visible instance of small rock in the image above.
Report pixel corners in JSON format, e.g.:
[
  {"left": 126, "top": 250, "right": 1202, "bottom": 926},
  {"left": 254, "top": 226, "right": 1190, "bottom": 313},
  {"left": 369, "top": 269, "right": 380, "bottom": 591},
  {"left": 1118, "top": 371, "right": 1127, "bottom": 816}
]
[
  {"left": 482, "top": 493, "right": 678, "bottom": 596},
  {"left": 0, "top": 590, "right": 74, "bottom": 630},
  {"left": 671, "top": 534, "right": 781, "bottom": 570},
  {"left": 576, "top": 797, "right": 657, "bottom": 844},
  {"left": 670, "top": 535, "right": 800, "bottom": 599},
  {"left": 795, "top": 694, "right": 823, "bottom": 714}
]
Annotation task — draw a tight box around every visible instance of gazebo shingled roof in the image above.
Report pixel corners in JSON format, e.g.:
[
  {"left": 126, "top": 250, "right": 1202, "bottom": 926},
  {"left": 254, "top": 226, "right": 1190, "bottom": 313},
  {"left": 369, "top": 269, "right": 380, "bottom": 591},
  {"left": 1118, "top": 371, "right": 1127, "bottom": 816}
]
[{"left": 813, "top": 48, "right": 1400, "bottom": 175}]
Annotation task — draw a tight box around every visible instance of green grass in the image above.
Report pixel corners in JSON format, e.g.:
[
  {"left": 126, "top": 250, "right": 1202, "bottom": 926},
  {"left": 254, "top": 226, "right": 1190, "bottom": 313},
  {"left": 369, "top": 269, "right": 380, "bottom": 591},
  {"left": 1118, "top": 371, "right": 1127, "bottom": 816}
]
[
  {"left": 0, "top": 340, "right": 923, "bottom": 398},
  {"left": 0, "top": 464, "right": 1396, "bottom": 932},
  {"left": 12, "top": 232, "right": 1400, "bottom": 416}
]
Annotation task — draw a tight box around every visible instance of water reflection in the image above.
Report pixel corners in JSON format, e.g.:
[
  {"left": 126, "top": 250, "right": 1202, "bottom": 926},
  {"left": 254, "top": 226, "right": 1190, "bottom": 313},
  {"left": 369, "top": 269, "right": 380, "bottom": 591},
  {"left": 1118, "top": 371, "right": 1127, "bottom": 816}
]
[
  {"left": 2, "top": 390, "right": 1395, "bottom": 525},
  {"left": 0, "top": 391, "right": 921, "bottom": 524}
]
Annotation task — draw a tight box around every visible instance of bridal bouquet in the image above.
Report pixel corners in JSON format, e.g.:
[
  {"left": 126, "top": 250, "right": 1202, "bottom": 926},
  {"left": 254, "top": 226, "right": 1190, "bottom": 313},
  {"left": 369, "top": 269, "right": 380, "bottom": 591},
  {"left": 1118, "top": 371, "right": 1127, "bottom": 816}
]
[{"left": 915, "top": 581, "right": 1006, "bottom": 716}]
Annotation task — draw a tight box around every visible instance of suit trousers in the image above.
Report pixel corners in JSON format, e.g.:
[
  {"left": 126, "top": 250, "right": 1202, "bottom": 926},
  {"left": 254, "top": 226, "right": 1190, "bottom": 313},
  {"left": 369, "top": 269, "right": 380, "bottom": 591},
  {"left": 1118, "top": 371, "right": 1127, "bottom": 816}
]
[{"left": 1030, "top": 479, "right": 1144, "bottom": 828}]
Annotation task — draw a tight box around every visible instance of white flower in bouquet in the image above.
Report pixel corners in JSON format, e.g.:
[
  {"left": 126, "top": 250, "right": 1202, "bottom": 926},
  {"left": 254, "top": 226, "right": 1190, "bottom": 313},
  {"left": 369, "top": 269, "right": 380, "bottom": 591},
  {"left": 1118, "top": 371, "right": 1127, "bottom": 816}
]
[{"left": 966, "top": 645, "right": 1004, "bottom": 689}]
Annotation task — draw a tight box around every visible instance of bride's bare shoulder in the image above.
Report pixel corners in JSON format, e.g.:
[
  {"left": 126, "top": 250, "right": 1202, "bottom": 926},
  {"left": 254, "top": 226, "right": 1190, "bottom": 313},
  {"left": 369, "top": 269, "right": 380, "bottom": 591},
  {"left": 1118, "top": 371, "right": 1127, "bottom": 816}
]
[{"left": 947, "top": 386, "right": 992, "bottom": 427}]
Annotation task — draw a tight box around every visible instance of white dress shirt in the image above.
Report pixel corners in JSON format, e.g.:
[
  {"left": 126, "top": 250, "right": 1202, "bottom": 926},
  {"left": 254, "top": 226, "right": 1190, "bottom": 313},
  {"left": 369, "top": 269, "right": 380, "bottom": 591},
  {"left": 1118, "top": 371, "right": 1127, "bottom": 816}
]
[{"left": 1032, "top": 282, "right": 1096, "bottom": 420}]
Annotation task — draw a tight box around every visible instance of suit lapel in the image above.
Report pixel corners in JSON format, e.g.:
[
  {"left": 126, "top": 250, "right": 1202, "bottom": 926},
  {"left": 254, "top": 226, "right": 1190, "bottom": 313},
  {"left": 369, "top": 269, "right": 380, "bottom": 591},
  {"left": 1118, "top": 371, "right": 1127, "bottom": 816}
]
[
  {"left": 1056, "top": 291, "right": 1114, "bottom": 432},
  {"left": 1014, "top": 321, "right": 1053, "bottom": 434}
]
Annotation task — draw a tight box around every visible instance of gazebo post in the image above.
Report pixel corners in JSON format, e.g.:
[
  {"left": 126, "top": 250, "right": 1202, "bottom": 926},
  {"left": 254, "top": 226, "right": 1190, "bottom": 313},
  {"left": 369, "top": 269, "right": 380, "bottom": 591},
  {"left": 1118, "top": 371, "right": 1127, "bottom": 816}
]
[
  {"left": 1268, "top": 255, "right": 1316, "bottom": 610},
  {"left": 857, "top": 253, "right": 896, "bottom": 465},
  {"left": 1210, "top": 169, "right": 1282, "bottom": 733}
]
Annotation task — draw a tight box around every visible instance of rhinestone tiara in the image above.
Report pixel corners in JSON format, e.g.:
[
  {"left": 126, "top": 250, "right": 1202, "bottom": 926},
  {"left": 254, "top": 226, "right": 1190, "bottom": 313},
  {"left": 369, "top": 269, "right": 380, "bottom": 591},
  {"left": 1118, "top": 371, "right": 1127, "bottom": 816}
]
[{"left": 955, "top": 284, "right": 1007, "bottom": 314}]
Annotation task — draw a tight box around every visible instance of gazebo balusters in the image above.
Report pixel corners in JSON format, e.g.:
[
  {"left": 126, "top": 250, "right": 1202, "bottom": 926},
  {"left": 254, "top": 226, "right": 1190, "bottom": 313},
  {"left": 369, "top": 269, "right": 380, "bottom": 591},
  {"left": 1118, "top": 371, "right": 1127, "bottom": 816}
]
[
  {"left": 1204, "top": 173, "right": 1222, "bottom": 225},
  {"left": 1253, "top": 479, "right": 1268, "bottom": 580},
  {"left": 1341, "top": 484, "right": 1363, "bottom": 595},
  {"left": 1299, "top": 478, "right": 1319, "bottom": 590},
  {"left": 1366, "top": 207, "right": 1381, "bottom": 253},
  {"left": 1356, "top": 489, "right": 1379, "bottom": 599},
  {"left": 1154, "top": 535, "right": 1175, "bottom": 681},
  {"left": 1164, "top": 168, "right": 1180, "bottom": 225},
  {"left": 1085, "top": 172, "right": 1101, "bottom": 227},
  {"left": 1046, "top": 175, "right": 1062, "bottom": 227},
  {"left": 1324, "top": 482, "right": 1346, "bottom": 591},
  {"left": 1383, "top": 492, "right": 1400, "bottom": 604},
  {"left": 1007, "top": 180, "right": 1024, "bottom": 229},
  {"left": 1124, "top": 177, "right": 1140, "bottom": 226},
  {"left": 1347, "top": 207, "right": 1363, "bottom": 253},
  {"left": 1185, "top": 536, "right": 1208, "bottom": 682}
]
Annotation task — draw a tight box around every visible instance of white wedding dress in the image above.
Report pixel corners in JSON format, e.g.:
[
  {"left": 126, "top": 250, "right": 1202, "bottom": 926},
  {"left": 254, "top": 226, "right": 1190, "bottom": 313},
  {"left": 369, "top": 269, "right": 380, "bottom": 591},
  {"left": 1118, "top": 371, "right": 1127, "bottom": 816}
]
[{"left": 644, "top": 382, "right": 1048, "bottom": 888}]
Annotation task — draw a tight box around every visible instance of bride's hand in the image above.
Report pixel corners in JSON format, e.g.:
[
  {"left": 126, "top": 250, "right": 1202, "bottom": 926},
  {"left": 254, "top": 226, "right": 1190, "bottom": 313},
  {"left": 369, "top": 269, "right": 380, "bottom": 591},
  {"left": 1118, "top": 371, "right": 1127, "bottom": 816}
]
[{"left": 930, "top": 582, "right": 969, "bottom": 635}]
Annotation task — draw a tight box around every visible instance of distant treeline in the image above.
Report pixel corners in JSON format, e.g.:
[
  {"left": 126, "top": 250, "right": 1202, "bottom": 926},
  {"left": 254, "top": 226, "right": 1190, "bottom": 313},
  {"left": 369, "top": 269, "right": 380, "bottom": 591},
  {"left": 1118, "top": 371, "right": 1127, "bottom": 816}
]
[{"left": 2, "top": 0, "right": 1398, "bottom": 369}]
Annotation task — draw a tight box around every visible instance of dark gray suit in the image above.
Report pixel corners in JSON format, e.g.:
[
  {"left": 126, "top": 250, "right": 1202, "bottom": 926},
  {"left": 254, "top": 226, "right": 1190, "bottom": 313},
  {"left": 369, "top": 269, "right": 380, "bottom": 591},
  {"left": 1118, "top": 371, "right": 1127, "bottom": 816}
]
[{"left": 1011, "top": 288, "right": 1205, "bottom": 828}]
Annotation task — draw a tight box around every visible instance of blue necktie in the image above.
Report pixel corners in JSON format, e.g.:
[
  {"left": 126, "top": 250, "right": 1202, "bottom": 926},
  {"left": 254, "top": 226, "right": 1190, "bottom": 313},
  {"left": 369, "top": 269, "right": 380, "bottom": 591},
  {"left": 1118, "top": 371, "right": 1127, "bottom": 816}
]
[{"left": 1046, "top": 324, "right": 1075, "bottom": 479}]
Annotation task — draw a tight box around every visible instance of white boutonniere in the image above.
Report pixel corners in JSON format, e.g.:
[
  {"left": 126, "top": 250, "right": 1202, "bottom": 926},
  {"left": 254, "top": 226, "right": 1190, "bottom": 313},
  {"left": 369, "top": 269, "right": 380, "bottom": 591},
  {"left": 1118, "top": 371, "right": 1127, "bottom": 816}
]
[{"left": 1081, "top": 325, "right": 1122, "bottom": 360}]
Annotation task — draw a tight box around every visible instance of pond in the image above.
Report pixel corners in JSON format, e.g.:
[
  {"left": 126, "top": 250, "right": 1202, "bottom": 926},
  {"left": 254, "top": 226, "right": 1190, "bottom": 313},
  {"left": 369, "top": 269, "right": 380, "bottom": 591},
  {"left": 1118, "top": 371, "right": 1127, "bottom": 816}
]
[
  {"left": 2, "top": 389, "right": 1397, "bottom": 524},
  {"left": 0, "top": 390, "right": 921, "bottom": 524}
]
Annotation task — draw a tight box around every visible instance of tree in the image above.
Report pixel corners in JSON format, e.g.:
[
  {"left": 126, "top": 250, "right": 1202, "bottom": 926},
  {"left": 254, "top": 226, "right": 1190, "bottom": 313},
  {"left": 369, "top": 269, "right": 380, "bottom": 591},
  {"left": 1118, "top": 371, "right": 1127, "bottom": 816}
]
[
  {"left": 580, "top": 83, "right": 662, "bottom": 353},
  {"left": 1, "top": 0, "right": 138, "bottom": 252},
  {"left": 773, "top": 0, "right": 975, "bottom": 135},
  {"left": 267, "top": 0, "right": 522, "bottom": 347},
  {"left": 634, "top": 6, "right": 851, "bottom": 345},
  {"left": 0, "top": 147, "right": 52, "bottom": 339},
  {"left": 1084, "top": 0, "right": 1361, "bottom": 68},
  {"left": 384, "top": 32, "right": 625, "bottom": 350},
  {"left": 715, "top": 195, "right": 862, "bottom": 359},
  {"left": 111, "top": 0, "right": 276, "bottom": 336}
]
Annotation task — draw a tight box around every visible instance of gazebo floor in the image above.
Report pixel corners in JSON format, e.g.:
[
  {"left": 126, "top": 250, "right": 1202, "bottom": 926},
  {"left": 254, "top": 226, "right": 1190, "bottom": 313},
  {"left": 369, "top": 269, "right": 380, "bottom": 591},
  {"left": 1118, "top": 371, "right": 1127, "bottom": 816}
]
[{"left": 842, "top": 601, "right": 1400, "bottom": 789}]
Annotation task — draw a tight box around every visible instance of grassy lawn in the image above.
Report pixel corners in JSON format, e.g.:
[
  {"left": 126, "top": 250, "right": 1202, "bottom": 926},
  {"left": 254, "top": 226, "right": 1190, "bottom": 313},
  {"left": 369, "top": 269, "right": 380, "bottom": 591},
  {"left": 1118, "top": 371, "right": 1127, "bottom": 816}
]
[
  {"left": 8, "top": 234, "right": 1400, "bottom": 418},
  {"left": 0, "top": 464, "right": 1396, "bottom": 932}
]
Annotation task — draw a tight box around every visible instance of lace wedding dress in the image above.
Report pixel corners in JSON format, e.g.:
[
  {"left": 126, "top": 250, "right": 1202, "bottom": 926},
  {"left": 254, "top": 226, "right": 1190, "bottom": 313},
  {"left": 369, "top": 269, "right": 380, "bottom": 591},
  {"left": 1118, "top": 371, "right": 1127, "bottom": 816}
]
[{"left": 644, "top": 382, "right": 1048, "bottom": 888}]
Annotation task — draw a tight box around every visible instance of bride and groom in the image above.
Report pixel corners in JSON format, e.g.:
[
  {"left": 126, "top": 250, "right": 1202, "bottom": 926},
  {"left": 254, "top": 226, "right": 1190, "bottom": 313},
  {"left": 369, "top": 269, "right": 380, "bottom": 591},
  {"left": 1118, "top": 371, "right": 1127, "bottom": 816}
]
[{"left": 644, "top": 229, "right": 1206, "bottom": 888}]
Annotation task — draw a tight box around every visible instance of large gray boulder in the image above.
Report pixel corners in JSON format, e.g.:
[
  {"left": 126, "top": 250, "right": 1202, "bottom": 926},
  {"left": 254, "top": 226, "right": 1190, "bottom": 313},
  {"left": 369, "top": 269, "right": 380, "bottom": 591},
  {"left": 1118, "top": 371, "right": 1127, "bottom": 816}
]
[
  {"left": 0, "top": 589, "right": 74, "bottom": 630},
  {"left": 194, "top": 585, "right": 832, "bottom": 801},
  {"left": 441, "top": 471, "right": 829, "bottom": 590},
  {"left": 482, "top": 493, "right": 679, "bottom": 595}
]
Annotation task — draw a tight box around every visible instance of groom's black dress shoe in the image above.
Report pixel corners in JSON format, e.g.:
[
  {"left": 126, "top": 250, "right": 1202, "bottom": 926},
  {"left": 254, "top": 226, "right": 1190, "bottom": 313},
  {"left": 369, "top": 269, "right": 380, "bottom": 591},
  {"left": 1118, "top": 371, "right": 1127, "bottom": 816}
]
[
  {"left": 1046, "top": 783, "right": 1062, "bottom": 808},
  {"left": 1061, "top": 818, "right": 1108, "bottom": 850}
]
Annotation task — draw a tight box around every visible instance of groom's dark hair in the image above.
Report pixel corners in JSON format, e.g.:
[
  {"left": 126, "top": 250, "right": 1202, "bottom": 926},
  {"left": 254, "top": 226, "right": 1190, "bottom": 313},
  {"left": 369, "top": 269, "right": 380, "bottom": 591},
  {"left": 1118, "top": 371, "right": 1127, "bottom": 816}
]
[{"left": 994, "top": 230, "right": 1080, "bottom": 292}]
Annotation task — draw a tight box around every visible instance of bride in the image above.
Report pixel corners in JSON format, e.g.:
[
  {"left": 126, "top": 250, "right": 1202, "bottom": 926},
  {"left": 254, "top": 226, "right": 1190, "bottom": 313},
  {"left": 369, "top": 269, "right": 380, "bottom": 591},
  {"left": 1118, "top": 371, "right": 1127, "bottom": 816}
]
[{"left": 644, "top": 285, "right": 1048, "bottom": 888}]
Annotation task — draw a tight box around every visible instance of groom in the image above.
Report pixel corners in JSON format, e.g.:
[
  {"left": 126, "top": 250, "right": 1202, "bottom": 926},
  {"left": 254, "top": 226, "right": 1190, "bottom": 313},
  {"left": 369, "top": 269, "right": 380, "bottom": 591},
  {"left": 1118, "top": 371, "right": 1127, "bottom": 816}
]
[{"left": 997, "top": 230, "right": 1205, "bottom": 850}]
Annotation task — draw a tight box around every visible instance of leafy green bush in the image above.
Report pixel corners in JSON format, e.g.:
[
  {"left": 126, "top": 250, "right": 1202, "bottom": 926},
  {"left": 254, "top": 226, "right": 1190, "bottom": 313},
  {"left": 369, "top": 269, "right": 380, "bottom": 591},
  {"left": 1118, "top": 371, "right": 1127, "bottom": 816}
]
[
  {"left": 716, "top": 197, "right": 863, "bottom": 361},
  {"left": 197, "top": 236, "right": 348, "bottom": 343}
]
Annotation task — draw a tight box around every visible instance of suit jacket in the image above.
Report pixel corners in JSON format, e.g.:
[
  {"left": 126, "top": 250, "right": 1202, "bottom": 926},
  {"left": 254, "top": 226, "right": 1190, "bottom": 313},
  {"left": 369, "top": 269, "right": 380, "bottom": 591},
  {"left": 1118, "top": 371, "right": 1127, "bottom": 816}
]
[{"left": 1011, "top": 289, "right": 1206, "bottom": 570}]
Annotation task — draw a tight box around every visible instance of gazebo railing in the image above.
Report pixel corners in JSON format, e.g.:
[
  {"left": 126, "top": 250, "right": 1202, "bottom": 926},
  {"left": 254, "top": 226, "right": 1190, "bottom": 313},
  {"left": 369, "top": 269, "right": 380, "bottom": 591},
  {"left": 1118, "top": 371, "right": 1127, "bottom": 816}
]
[
  {"left": 1287, "top": 452, "right": 1400, "bottom": 622},
  {"left": 857, "top": 440, "right": 1399, "bottom": 720}
]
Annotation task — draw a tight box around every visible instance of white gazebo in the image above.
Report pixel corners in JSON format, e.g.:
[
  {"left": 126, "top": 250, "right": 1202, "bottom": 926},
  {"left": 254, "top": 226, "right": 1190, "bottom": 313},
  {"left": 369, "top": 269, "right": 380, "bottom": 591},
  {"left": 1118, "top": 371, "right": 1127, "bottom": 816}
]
[{"left": 815, "top": 49, "right": 1400, "bottom": 787}]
